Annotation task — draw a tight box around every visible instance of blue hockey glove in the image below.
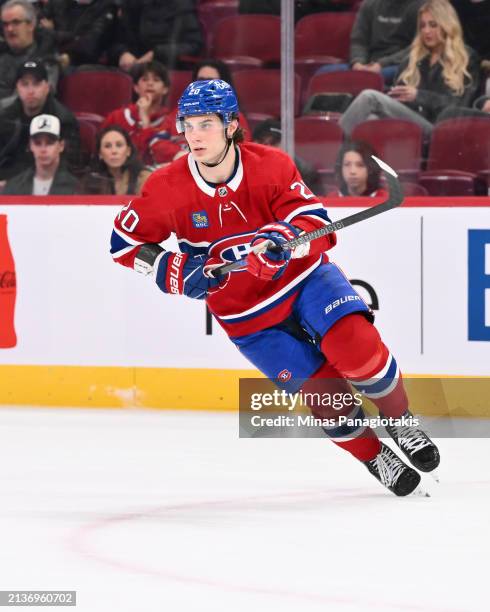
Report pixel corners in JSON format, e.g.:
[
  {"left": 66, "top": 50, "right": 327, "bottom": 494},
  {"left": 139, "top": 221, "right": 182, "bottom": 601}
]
[
  {"left": 155, "top": 252, "right": 221, "bottom": 300},
  {"left": 247, "top": 221, "right": 301, "bottom": 281}
]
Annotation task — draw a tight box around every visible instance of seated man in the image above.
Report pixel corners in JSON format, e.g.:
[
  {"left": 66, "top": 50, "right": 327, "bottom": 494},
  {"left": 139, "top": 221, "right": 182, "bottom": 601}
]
[
  {"left": 3, "top": 113, "right": 78, "bottom": 195},
  {"left": 0, "top": 60, "right": 80, "bottom": 182},
  {"left": 0, "top": 0, "right": 58, "bottom": 105},
  {"left": 101, "top": 61, "right": 181, "bottom": 166}
]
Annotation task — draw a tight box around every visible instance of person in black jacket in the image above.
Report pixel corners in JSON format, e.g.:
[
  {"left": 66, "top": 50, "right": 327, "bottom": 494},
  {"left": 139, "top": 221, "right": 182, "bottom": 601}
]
[
  {"left": 0, "top": 60, "right": 80, "bottom": 181},
  {"left": 3, "top": 112, "right": 78, "bottom": 194},
  {"left": 39, "top": 0, "right": 119, "bottom": 68},
  {"left": 110, "top": 0, "right": 203, "bottom": 71},
  {"left": 340, "top": 0, "right": 481, "bottom": 138}
]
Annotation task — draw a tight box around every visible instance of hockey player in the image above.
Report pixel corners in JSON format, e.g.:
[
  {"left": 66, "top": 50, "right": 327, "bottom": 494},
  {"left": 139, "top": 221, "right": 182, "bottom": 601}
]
[{"left": 110, "top": 79, "right": 440, "bottom": 496}]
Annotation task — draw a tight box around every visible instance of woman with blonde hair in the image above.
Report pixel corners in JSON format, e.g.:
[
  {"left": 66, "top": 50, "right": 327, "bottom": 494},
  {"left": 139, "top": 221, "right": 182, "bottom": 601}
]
[{"left": 340, "top": 0, "right": 480, "bottom": 137}]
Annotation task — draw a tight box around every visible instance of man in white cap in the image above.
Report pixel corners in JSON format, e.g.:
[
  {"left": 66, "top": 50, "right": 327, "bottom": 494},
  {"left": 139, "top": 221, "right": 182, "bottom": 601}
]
[{"left": 3, "top": 113, "right": 78, "bottom": 195}]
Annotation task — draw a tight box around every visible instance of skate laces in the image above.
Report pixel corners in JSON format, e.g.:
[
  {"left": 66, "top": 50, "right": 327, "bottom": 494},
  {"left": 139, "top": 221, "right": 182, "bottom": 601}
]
[
  {"left": 393, "top": 423, "right": 432, "bottom": 454},
  {"left": 370, "top": 446, "right": 406, "bottom": 487}
]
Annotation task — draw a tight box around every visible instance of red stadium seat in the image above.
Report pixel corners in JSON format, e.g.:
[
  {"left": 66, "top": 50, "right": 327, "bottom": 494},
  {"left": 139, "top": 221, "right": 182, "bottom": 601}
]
[
  {"left": 419, "top": 118, "right": 490, "bottom": 195},
  {"left": 401, "top": 182, "right": 428, "bottom": 196},
  {"left": 167, "top": 70, "right": 193, "bottom": 110},
  {"left": 210, "top": 15, "right": 281, "bottom": 69},
  {"left": 304, "top": 70, "right": 383, "bottom": 109},
  {"left": 351, "top": 119, "right": 423, "bottom": 177},
  {"left": 59, "top": 70, "right": 133, "bottom": 117},
  {"left": 418, "top": 170, "right": 486, "bottom": 196},
  {"left": 78, "top": 119, "right": 97, "bottom": 157},
  {"left": 233, "top": 69, "right": 301, "bottom": 119},
  {"left": 425, "top": 118, "right": 490, "bottom": 173},
  {"left": 198, "top": 1, "right": 239, "bottom": 49},
  {"left": 295, "top": 12, "right": 357, "bottom": 89},
  {"left": 294, "top": 116, "right": 344, "bottom": 171}
]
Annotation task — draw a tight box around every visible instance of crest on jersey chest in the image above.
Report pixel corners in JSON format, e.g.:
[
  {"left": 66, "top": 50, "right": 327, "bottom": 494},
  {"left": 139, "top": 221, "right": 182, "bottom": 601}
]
[{"left": 218, "top": 186, "right": 228, "bottom": 197}]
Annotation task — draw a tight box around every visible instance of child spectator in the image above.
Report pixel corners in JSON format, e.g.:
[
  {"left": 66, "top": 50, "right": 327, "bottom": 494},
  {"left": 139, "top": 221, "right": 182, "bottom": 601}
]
[
  {"left": 3, "top": 113, "right": 78, "bottom": 194},
  {"left": 101, "top": 61, "right": 181, "bottom": 166},
  {"left": 82, "top": 125, "right": 151, "bottom": 195},
  {"left": 328, "top": 140, "right": 386, "bottom": 197},
  {"left": 340, "top": 0, "right": 481, "bottom": 138}
]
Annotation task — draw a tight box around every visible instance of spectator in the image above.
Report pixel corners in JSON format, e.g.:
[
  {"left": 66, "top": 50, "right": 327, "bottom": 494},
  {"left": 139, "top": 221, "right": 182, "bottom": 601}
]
[
  {"left": 3, "top": 113, "right": 78, "bottom": 194},
  {"left": 0, "top": 59, "right": 80, "bottom": 181},
  {"left": 316, "top": 0, "right": 424, "bottom": 84},
  {"left": 82, "top": 125, "right": 151, "bottom": 195},
  {"left": 340, "top": 0, "right": 481, "bottom": 138},
  {"left": 110, "top": 0, "right": 203, "bottom": 72},
  {"left": 39, "top": 0, "right": 119, "bottom": 68},
  {"left": 0, "top": 0, "right": 58, "bottom": 104},
  {"left": 101, "top": 60, "right": 181, "bottom": 166},
  {"left": 191, "top": 59, "right": 251, "bottom": 140},
  {"left": 252, "top": 118, "right": 323, "bottom": 194},
  {"left": 328, "top": 140, "right": 386, "bottom": 197}
]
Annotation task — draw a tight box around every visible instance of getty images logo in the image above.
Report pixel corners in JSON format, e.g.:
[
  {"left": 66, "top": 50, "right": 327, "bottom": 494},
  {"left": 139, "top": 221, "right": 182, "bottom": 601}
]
[{"left": 325, "top": 295, "right": 361, "bottom": 315}]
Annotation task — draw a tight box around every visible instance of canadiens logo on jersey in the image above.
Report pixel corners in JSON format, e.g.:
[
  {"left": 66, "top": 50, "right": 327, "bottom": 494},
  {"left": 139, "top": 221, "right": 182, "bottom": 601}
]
[{"left": 191, "top": 211, "right": 209, "bottom": 228}]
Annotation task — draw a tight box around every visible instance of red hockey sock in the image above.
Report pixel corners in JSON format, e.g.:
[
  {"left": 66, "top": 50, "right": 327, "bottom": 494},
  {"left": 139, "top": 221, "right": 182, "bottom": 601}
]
[
  {"left": 320, "top": 314, "right": 408, "bottom": 418},
  {"left": 305, "top": 360, "right": 381, "bottom": 462}
]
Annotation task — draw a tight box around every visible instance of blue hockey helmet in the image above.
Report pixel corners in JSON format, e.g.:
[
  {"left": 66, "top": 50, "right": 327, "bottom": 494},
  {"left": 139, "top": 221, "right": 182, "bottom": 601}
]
[{"left": 176, "top": 79, "right": 239, "bottom": 133}]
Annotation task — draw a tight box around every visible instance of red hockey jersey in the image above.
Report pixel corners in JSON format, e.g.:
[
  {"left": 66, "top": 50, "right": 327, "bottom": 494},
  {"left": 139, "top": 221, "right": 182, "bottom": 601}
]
[{"left": 111, "top": 143, "right": 336, "bottom": 337}]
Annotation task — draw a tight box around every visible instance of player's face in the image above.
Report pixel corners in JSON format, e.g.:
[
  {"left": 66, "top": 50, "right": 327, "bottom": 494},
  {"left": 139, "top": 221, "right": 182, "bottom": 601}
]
[
  {"left": 419, "top": 11, "right": 443, "bottom": 51},
  {"left": 16, "top": 76, "right": 50, "bottom": 114},
  {"left": 134, "top": 72, "right": 168, "bottom": 104},
  {"left": 342, "top": 151, "right": 368, "bottom": 195},
  {"left": 29, "top": 134, "right": 64, "bottom": 168},
  {"left": 183, "top": 114, "right": 231, "bottom": 163},
  {"left": 99, "top": 131, "right": 131, "bottom": 170}
]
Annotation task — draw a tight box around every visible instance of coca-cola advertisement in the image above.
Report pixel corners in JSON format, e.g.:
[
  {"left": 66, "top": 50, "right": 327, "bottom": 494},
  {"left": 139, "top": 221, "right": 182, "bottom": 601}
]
[{"left": 0, "top": 214, "right": 17, "bottom": 348}]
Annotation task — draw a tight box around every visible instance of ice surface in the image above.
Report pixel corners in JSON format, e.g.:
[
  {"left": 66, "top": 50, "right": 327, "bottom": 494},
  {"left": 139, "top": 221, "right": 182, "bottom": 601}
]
[{"left": 0, "top": 408, "right": 488, "bottom": 612}]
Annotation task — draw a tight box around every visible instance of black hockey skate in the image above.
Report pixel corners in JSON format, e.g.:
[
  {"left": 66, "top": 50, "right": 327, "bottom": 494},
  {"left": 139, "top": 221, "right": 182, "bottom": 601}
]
[
  {"left": 364, "top": 442, "right": 421, "bottom": 496},
  {"left": 384, "top": 412, "right": 440, "bottom": 472}
]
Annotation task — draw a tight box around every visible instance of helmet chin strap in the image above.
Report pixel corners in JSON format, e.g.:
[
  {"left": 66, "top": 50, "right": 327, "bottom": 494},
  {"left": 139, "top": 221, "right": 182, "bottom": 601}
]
[{"left": 202, "top": 128, "right": 233, "bottom": 168}]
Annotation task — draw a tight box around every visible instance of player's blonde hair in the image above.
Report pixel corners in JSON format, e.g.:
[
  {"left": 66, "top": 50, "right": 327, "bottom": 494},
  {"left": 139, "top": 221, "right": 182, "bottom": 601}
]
[{"left": 397, "top": 0, "right": 470, "bottom": 96}]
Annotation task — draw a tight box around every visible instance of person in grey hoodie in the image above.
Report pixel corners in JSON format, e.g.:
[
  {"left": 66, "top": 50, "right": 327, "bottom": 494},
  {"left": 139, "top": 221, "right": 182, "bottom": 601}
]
[{"left": 315, "top": 0, "right": 424, "bottom": 83}]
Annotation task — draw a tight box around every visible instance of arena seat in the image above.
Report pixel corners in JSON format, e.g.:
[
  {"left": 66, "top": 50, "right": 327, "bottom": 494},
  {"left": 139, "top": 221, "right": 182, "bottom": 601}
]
[
  {"left": 304, "top": 70, "right": 383, "bottom": 108},
  {"left": 198, "top": 1, "right": 239, "bottom": 50},
  {"left": 59, "top": 70, "right": 133, "bottom": 117},
  {"left": 295, "top": 12, "right": 357, "bottom": 89},
  {"left": 233, "top": 69, "right": 301, "bottom": 119},
  {"left": 210, "top": 15, "right": 281, "bottom": 69},
  {"left": 425, "top": 118, "right": 490, "bottom": 174},
  {"left": 167, "top": 70, "right": 193, "bottom": 110},
  {"left": 351, "top": 119, "right": 424, "bottom": 178},
  {"left": 419, "top": 118, "right": 490, "bottom": 195},
  {"left": 294, "top": 116, "right": 344, "bottom": 171}
]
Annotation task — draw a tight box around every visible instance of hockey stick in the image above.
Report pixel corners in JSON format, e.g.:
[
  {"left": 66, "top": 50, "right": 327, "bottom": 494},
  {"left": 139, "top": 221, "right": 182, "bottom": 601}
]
[{"left": 212, "top": 156, "right": 404, "bottom": 277}]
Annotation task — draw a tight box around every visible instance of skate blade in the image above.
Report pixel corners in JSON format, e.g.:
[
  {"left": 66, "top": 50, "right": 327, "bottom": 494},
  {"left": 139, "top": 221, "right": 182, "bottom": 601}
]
[
  {"left": 429, "top": 470, "right": 440, "bottom": 483},
  {"left": 411, "top": 485, "right": 430, "bottom": 498}
]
